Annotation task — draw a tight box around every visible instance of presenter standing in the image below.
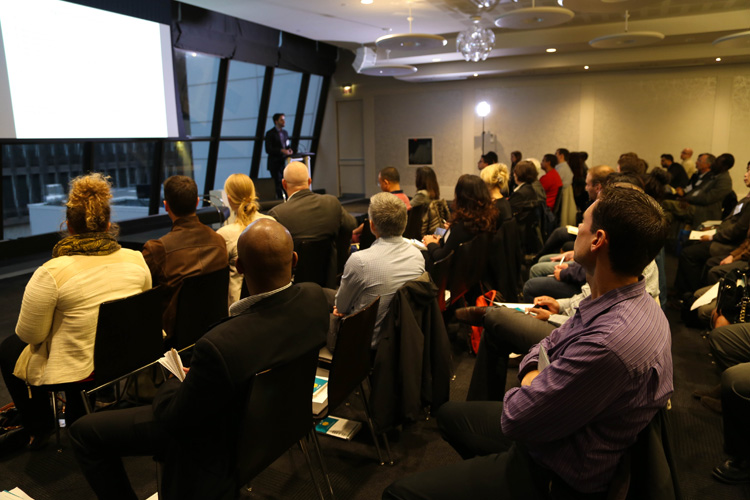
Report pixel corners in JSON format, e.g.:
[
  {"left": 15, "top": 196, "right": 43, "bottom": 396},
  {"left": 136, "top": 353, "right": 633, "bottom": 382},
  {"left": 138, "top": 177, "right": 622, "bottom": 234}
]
[{"left": 265, "top": 113, "right": 293, "bottom": 199}]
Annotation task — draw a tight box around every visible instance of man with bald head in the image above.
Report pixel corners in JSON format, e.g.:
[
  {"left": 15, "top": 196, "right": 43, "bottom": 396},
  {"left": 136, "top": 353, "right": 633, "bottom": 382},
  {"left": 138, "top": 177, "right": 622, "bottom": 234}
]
[
  {"left": 70, "top": 219, "right": 329, "bottom": 499},
  {"left": 269, "top": 162, "right": 357, "bottom": 284},
  {"left": 681, "top": 147, "right": 696, "bottom": 178}
]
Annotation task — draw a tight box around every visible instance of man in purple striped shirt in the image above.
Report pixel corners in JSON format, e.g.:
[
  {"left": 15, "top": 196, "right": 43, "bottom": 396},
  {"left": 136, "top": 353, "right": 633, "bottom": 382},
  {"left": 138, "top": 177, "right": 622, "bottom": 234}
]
[{"left": 383, "top": 185, "right": 673, "bottom": 500}]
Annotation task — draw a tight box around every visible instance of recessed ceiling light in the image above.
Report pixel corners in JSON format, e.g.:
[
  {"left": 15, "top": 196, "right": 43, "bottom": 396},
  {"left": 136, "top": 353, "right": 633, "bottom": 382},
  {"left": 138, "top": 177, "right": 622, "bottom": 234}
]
[
  {"left": 716, "top": 57, "right": 722, "bottom": 62},
  {"left": 546, "top": 48, "right": 557, "bottom": 53},
  {"left": 361, "top": 0, "right": 373, "bottom": 4},
  {"left": 432, "top": 58, "right": 441, "bottom": 62},
  {"left": 474, "top": 73, "right": 479, "bottom": 77},
  {"left": 584, "top": 65, "right": 589, "bottom": 69}
]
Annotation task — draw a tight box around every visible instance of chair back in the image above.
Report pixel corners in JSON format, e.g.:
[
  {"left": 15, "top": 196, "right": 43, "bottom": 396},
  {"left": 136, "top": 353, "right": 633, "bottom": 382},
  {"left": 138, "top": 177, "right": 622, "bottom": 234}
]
[
  {"left": 92, "top": 286, "right": 165, "bottom": 385},
  {"left": 172, "top": 266, "right": 229, "bottom": 350},
  {"left": 327, "top": 298, "right": 381, "bottom": 413},
  {"left": 447, "top": 233, "right": 492, "bottom": 306},
  {"left": 294, "top": 237, "right": 333, "bottom": 287},
  {"left": 427, "top": 250, "right": 453, "bottom": 312},
  {"left": 722, "top": 190, "right": 738, "bottom": 220},
  {"left": 403, "top": 204, "right": 428, "bottom": 240},
  {"left": 236, "top": 346, "right": 320, "bottom": 486},
  {"left": 487, "top": 218, "right": 522, "bottom": 302}
]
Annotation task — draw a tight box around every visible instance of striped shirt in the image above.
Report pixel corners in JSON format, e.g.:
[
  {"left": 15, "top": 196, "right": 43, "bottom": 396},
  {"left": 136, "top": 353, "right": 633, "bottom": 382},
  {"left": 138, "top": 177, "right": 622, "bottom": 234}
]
[{"left": 501, "top": 279, "right": 673, "bottom": 493}]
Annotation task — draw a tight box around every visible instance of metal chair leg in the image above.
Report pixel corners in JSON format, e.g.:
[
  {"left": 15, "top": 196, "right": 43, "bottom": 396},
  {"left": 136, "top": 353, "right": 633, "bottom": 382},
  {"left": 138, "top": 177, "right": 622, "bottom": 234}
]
[
  {"left": 298, "top": 436, "right": 326, "bottom": 500},
  {"left": 309, "top": 428, "right": 336, "bottom": 500},
  {"left": 359, "top": 381, "right": 392, "bottom": 465}
]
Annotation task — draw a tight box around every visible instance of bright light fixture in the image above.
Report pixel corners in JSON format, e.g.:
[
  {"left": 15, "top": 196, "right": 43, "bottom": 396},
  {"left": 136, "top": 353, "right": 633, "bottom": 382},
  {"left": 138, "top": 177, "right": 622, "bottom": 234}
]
[
  {"left": 361, "top": 0, "right": 373, "bottom": 4},
  {"left": 432, "top": 58, "right": 441, "bottom": 62},
  {"left": 476, "top": 101, "right": 491, "bottom": 117},
  {"left": 546, "top": 48, "right": 556, "bottom": 53},
  {"left": 584, "top": 65, "right": 589, "bottom": 69},
  {"left": 716, "top": 57, "right": 722, "bottom": 62},
  {"left": 474, "top": 73, "right": 479, "bottom": 77}
]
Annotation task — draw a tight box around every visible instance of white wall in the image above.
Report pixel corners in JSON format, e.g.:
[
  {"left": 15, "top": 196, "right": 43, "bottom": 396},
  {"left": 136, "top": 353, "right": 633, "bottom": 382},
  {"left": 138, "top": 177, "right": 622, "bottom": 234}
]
[{"left": 316, "top": 54, "right": 750, "bottom": 200}]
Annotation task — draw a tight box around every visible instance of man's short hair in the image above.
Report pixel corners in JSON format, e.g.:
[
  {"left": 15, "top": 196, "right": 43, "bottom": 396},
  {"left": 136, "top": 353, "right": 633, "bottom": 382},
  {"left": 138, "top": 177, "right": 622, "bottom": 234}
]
[
  {"left": 542, "top": 153, "right": 558, "bottom": 168},
  {"left": 618, "top": 153, "right": 646, "bottom": 176},
  {"left": 379, "top": 166, "right": 400, "bottom": 183},
  {"left": 712, "top": 153, "right": 734, "bottom": 173},
  {"left": 661, "top": 154, "right": 674, "bottom": 162},
  {"left": 556, "top": 148, "right": 570, "bottom": 162},
  {"left": 164, "top": 175, "right": 198, "bottom": 217},
  {"left": 591, "top": 185, "right": 667, "bottom": 277},
  {"left": 589, "top": 165, "right": 615, "bottom": 185},
  {"left": 369, "top": 192, "right": 407, "bottom": 237},
  {"left": 514, "top": 160, "right": 538, "bottom": 184},
  {"left": 272, "top": 113, "right": 284, "bottom": 123},
  {"left": 483, "top": 151, "right": 499, "bottom": 165}
]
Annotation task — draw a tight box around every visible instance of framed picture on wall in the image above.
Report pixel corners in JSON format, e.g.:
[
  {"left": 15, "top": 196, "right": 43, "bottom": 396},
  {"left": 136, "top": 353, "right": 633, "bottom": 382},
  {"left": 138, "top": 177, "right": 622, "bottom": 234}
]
[{"left": 408, "top": 137, "right": 433, "bottom": 166}]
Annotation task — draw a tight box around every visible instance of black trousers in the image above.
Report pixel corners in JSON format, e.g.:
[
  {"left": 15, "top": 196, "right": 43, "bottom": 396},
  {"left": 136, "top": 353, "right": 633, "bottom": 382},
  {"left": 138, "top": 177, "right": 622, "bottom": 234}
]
[
  {"left": 535, "top": 227, "right": 575, "bottom": 261},
  {"left": 70, "top": 405, "right": 170, "bottom": 500},
  {"left": 721, "top": 363, "right": 750, "bottom": 459},
  {"left": 383, "top": 401, "right": 607, "bottom": 500},
  {"left": 0, "top": 335, "right": 89, "bottom": 435},
  {"left": 268, "top": 159, "right": 285, "bottom": 200},
  {"left": 467, "top": 307, "right": 555, "bottom": 401}
]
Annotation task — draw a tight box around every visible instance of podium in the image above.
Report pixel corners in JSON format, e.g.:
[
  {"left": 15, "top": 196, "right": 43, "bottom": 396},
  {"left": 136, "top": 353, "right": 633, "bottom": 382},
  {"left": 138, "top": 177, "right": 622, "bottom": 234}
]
[{"left": 285, "top": 152, "right": 315, "bottom": 170}]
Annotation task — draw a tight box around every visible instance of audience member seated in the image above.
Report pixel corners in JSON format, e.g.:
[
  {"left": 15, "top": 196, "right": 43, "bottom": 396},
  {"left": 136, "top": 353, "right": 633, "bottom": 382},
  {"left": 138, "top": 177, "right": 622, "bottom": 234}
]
[
  {"left": 509, "top": 150, "right": 522, "bottom": 192},
  {"left": 711, "top": 362, "right": 750, "bottom": 485},
  {"left": 330, "top": 192, "right": 425, "bottom": 351},
  {"left": 477, "top": 150, "right": 499, "bottom": 171},
  {"left": 554, "top": 148, "right": 573, "bottom": 187},
  {"left": 217, "top": 173, "right": 273, "bottom": 306},
  {"left": 409, "top": 166, "right": 450, "bottom": 238},
  {"left": 269, "top": 162, "right": 357, "bottom": 277},
  {"left": 142, "top": 175, "right": 227, "bottom": 339},
  {"left": 423, "top": 174, "right": 497, "bottom": 263},
  {"left": 69, "top": 219, "right": 329, "bottom": 499},
  {"left": 533, "top": 164, "right": 615, "bottom": 263},
  {"left": 681, "top": 147, "right": 697, "bottom": 178},
  {"left": 539, "top": 153, "right": 561, "bottom": 210},
  {"left": 0, "top": 173, "right": 151, "bottom": 455},
  {"left": 479, "top": 162, "right": 512, "bottom": 224},
  {"left": 673, "top": 160, "right": 750, "bottom": 297},
  {"left": 569, "top": 151, "right": 589, "bottom": 212},
  {"left": 382, "top": 185, "right": 672, "bottom": 500},
  {"left": 509, "top": 161, "right": 543, "bottom": 216},
  {"left": 662, "top": 153, "right": 689, "bottom": 191},
  {"left": 378, "top": 166, "right": 411, "bottom": 209},
  {"left": 522, "top": 259, "right": 586, "bottom": 302},
  {"left": 662, "top": 153, "right": 725, "bottom": 228}
]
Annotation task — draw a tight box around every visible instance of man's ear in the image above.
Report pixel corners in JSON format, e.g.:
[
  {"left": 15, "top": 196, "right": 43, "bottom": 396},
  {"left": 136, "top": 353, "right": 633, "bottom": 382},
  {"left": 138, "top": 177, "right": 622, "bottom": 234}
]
[
  {"left": 307, "top": 178, "right": 312, "bottom": 188},
  {"left": 591, "top": 229, "right": 607, "bottom": 253},
  {"left": 292, "top": 251, "right": 298, "bottom": 269},
  {"left": 282, "top": 179, "right": 288, "bottom": 191},
  {"left": 163, "top": 200, "right": 170, "bottom": 213},
  {"left": 195, "top": 197, "right": 200, "bottom": 209}
]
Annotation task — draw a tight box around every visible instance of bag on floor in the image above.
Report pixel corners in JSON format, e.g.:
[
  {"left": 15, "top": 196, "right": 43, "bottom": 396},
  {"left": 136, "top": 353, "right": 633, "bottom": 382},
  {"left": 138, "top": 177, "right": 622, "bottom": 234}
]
[
  {"left": 470, "top": 290, "right": 497, "bottom": 355},
  {"left": 716, "top": 267, "right": 750, "bottom": 324}
]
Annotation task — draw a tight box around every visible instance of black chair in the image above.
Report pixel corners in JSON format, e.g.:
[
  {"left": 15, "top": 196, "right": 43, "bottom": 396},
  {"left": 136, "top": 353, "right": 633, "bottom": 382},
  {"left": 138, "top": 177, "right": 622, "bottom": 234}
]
[
  {"left": 313, "top": 298, "right": 391, "bottom": 468},
  {"left": 722, "top": 190, "right": 738, "bottom": 220},
  {"left": 294, "top": 237, "right": 334, "bottom": 287},
  {"left": 515, "top": 203, "right": 543, "bottom": 255},
  {"left": 171, "top": 267, "right": 229, "bottom": 351},
  {"left": 359, "top": 218, "right": 376, "bottom": 250},
  {"left": 236, "top": 346, "right": 327, "bottom": 500},
  {"left": 446, "top": 233, "right": 492, "bottom": 308},
  {"left": 427, "top": 250, "right": 453, "bottom": 312},
  {"left": 46, "top": 287, "right": 166, "bottom": 447},
  {"left": 403, "top": 204, "right": 428, "bottom": 240},
  {"left": 486, "top": 218, "right": 522, "bottom": 302}
]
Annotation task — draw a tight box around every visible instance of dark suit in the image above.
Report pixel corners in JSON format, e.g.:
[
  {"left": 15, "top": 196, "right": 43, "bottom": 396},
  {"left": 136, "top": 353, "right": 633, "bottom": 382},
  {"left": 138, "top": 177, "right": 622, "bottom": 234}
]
[
  {"left": 70, "top": 283, "right": 329, "bottom": 500},
  {"left": 269, "top": 189, "right": 357, "bottom": 284},
  {"left": 265, "top": 126, "right": 288, "bottom": 199}
]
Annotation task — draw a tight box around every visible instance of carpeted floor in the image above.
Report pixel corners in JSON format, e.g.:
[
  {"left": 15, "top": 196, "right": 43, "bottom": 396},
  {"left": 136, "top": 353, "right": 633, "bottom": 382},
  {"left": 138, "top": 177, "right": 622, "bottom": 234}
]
[{"left": 0, "top": 253, "right": 748, "bottom": 500}]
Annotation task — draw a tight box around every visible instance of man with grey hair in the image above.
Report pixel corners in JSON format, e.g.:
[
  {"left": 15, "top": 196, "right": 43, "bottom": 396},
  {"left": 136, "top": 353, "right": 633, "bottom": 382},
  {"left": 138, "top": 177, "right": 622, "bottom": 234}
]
[{"left": 329, "top": 192, "right": 425, "bottom": 351}]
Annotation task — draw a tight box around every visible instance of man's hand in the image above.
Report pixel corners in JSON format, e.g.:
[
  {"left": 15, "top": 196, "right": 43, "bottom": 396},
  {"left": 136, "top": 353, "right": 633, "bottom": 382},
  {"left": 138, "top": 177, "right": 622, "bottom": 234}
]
[
  {"left": 549, "top": 250, "right": 574, "bottom": 262},
  {"left": 720, "top": 255, "right": 735, "bottom": 266},
  {"left": 521, "top": 370, "right": 540, "bottom": 386},
  {"left": 675, "top": 187, "right": 685, "bottom": 197},
  {"left": 527, "top": 307, "right": 551, "bottom": 321},
  {"left": 332, "top": 306, "right": 345, "bottom": 318},
  {"left": 553, "top": 263, "right": 568, "bottom": 281},
  {"left": 700, "top": 234, "right": 713, "bottom": 241},
  {"left": 712, "top": 309, "right": 730, "bottom": 329},
  {"left": 422, "top": 235, "right": 440, "bottom": 246},
  {"left": 533, "top": 296, "right": 560, "bottom": 314}
]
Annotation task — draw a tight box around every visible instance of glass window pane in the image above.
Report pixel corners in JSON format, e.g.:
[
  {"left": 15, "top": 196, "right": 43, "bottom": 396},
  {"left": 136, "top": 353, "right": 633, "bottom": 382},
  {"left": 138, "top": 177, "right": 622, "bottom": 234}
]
[
  {"left": 214, "top": 141, "right": 253, "bottom": 191},
  {"left": 3, "top": 143, "right": 83, "bottom": 238},
  {"left": 175, "top": 50, "right": 220, "bottom": 138},
  {"left": 220, "top": 60, "right": 265, "bottom": 137},
  {"left": 164, "top": 140, "right": 209, "bottom": 199},
  {"left": 300, "top": 75, "right": 323, "bottom": 138},
  {"left": 91, "top": 142, "right": 156, "bottom": 223}
]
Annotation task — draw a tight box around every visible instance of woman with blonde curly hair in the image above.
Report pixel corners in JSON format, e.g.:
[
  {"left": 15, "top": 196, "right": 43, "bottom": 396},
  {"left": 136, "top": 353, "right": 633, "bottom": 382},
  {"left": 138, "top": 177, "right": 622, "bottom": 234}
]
[
  {"left": 480, "top": 163, "right": 512, "bottom": 224},
  {"left": 0, "top": 173, "right": 151, "bottom": 453},
  {"left": 217, "top": 174, "right": 273, "bottom": 305}
]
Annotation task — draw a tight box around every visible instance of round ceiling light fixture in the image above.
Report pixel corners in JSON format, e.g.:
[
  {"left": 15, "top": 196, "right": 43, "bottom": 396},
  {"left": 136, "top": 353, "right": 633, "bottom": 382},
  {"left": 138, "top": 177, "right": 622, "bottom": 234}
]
[
  {"left": 375, "top": 5, "right": 447, "bottom": 50},
  {"left": 589, "top": 10, "right": 663, "bottom": 48},
  {"left": 495, "top": 0, "right": 574, "bottom": 30},
  {"left": 558, "top": 0, "right": 665, "bottom": 13},
  {"left": 359, "top": 64, "right": 418, "bottom": 76},
  {"left": 713, "top": 30, "right": 750, "bottom": 49}
]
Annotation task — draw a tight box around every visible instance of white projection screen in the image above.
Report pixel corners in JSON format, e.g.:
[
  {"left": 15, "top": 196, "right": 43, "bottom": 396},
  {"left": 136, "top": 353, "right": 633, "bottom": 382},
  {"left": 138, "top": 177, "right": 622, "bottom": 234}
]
[{"left": 0, "top": 0, "right": 179, "bottom": 139}]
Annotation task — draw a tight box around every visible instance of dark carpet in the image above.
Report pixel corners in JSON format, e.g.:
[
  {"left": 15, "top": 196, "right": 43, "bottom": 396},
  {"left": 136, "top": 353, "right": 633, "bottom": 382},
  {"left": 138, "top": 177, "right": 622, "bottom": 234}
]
[{"left": 0, "top": 254, "right": 748, "bottom": 500}]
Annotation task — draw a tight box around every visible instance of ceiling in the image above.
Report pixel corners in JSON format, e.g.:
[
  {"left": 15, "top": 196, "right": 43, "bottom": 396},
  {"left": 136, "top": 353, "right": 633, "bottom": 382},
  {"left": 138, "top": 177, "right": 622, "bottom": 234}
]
[{"left": 180, "top": 0, "right": 750, "bottom": 81}]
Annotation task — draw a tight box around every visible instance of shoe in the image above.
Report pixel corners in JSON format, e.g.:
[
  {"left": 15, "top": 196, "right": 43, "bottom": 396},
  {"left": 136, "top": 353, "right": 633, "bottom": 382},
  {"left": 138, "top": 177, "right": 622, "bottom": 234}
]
[
  {"left": 27, "top": 429, "right": 53, "bottom": 451},
  {"left": 455, "top": 307, "right": 488, "bottom": 327},
  {"left": 0, "top": 428, "right": 30, "bottom": 456},
  {"left": 713, "top": 459, "right": 750, "bottom": 484},
  {"left": 693, "top": 384, "right": 721, "bottom": 400},
  {"left": 701, "top": 396, "right": 723, "bottom": 414}
]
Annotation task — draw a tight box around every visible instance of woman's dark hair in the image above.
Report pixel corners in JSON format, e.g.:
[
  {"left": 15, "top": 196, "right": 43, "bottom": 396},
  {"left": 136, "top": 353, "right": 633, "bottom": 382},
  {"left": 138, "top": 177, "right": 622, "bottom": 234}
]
[
  {"left": 569, "top": 152, "right": 587, "bottom": 181},
  {"left": 416, "top": 166, "right": 440, "bottom": 200},
  {"left": 514, "top": 161, "right": 538, "bottom": 184},
  {"left": 451, "top": 174, "right": 497, "bottom": 233}
]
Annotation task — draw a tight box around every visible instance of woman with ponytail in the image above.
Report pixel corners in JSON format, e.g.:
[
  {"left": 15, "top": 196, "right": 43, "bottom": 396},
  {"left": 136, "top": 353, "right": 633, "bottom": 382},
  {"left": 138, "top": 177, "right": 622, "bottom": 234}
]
[
  {"left": 217, "top": 174, "right": 273, "bottom": 305},
  {"left": 0, "top": 173, "right": 151, "bottom": 454}
]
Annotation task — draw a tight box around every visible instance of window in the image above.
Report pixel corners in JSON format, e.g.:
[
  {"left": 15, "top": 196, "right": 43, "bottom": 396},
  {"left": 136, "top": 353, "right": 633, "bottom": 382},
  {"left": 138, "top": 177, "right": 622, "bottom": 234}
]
[
  {"left": 220, "top": 60, "right": 265, "bottom": 137},
  {"left": 175, "top": 50, "right": 221, "bottom": 138}
]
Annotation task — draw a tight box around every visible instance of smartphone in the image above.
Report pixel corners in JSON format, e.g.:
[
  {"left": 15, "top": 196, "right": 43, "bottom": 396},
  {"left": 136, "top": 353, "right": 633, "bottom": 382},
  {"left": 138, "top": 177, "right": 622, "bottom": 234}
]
[{"left": 433, "top": 227, "right": 447, "bottom": 237}]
